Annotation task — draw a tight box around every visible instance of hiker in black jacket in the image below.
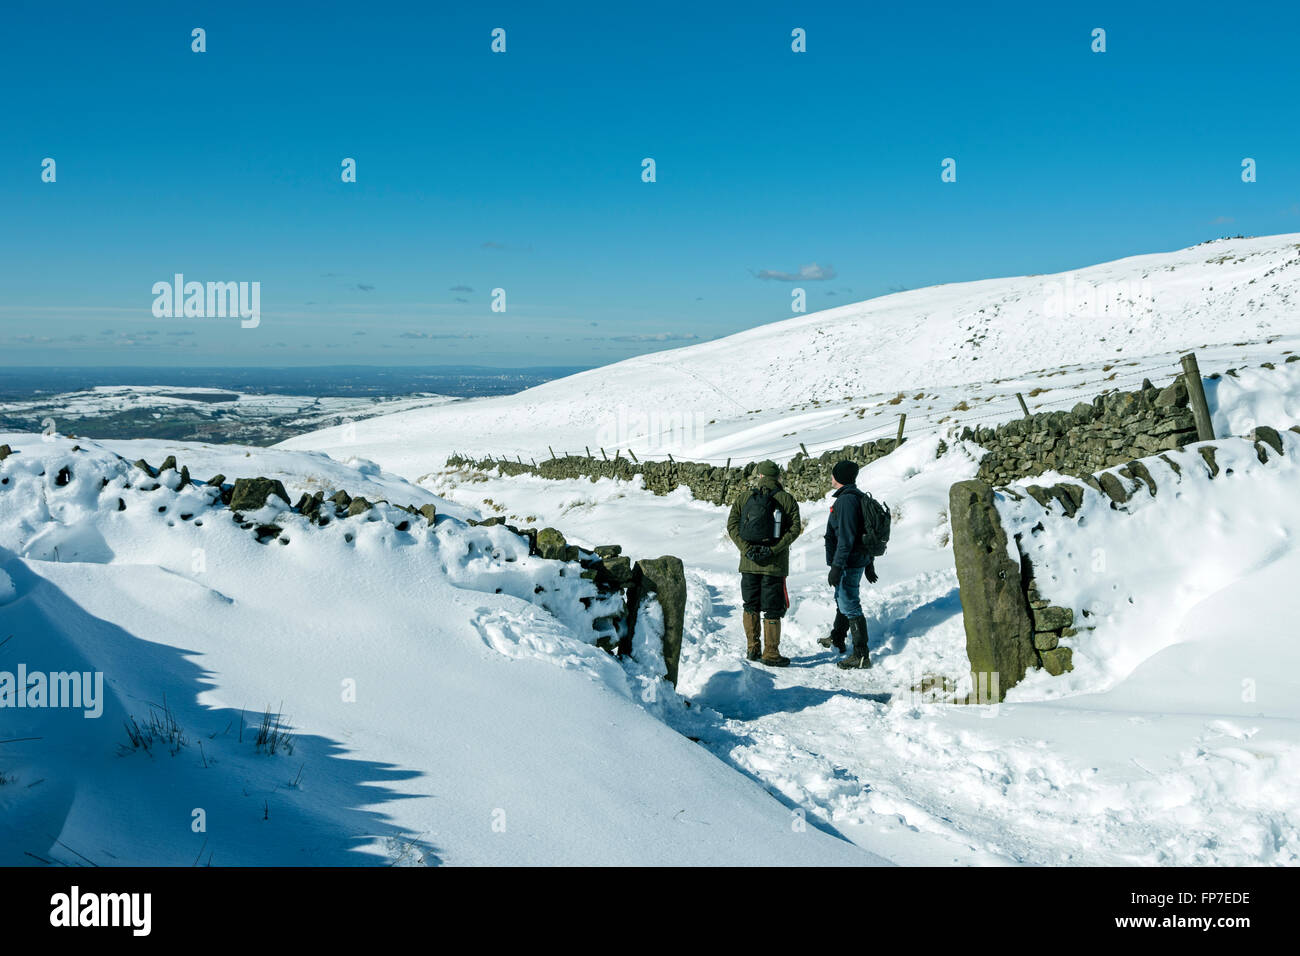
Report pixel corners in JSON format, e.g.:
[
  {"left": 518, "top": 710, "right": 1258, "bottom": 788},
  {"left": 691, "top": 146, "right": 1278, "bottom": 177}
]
[{"left": 820, "top": 459, "right": 878, "bottom": 668}]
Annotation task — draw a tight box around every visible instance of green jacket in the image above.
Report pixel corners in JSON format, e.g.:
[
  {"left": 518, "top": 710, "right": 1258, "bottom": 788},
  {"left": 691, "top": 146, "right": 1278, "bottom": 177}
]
[{"left": 726, "top": 475, "right": 802, "bottom": 576}]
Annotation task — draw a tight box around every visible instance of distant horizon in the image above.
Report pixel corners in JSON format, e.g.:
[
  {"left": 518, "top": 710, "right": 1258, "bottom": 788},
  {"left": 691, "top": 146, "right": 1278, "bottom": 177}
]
[
  {"left": 0, "top": 362, "right": 597, "bottom": 372},
  {"left": 5, "top": 2, "right": 1298, "bottom": 366}
]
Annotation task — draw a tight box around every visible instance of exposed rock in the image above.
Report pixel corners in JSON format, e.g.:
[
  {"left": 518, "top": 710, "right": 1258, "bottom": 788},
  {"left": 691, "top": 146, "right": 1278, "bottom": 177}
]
[
  {"left": 596, "top": 554, "right": 635, "bottom": 590},
  {"left": 0, "top": 444, "right": 11, "bottom": 461},
  {"left": 1024, "top": 484, "right": 1054, "bottom": 510},
  {"left": 1039, "top": 647, "right": 1074, "bottom": 676},
  {"left": 1097, "top": 471, "right": 1130, "bottom": 504},
  {"left": 1155, "top": 378, "right": 1188, "bottom": 408},
  {"left": 948, "top": 480, "right": 1036, "bottom": 701},
  {"left": 159, "top": 455, "right": 178, "bottom": 473},
  {"left": 535, "top": 527, "right": 568, "bottom": 560},
  {"left": 1252, "top": 426, "right": 1284, "bottom": 457},
  {"left": 1033, "top": 631, "right": 1059, "bottom": 651},
  {"left": 230, "top": 477, "right": 291, "bottom": 512},
  {"left": 418, "top": 504, "right": 438, "bottom": 526},
  {"left": 207, "top": 473, "right": 226, "bottom": 488},
  {"left": 629, "top": 556, "right": 688, "bottom": 687},
  {"left": 1032, "top": 605, "right": 1074, "bottom": 631},
  {"left": 1124, "top": 459, "right": 1157, "bottom": 496},
  {"left": 1198, "top": 445, "right": 1220, "bottom": 478},
  {"left": 347, "top": 497, "right": 373, "bottom": 516}
]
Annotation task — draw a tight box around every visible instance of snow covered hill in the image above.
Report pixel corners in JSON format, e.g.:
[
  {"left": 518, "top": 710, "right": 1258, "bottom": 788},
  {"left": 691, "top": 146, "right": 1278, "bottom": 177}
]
[
  {"left": 0, "top": 385, "right": 457, "bottom": 446},
  {"left": 415, "top": 423, "right": 1300, "bottom": 864},
  {"left": 282, "top": 233, "right": 1300, "bottom": 475},
  {"left": 8, "top": 234, "right": 1300, "bottom": 867},
  {"left": 0, "top": 436, "right": 885, "bottom": 866}
]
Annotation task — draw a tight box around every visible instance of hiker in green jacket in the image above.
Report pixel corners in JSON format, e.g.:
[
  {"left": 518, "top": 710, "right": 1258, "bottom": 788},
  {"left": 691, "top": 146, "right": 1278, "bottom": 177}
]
[{"left": 726, "top": 460, "right": 803, "bottom": 666}]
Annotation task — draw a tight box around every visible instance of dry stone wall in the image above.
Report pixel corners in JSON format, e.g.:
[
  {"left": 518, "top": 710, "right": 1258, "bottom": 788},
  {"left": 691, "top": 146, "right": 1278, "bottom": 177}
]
[
  {"left": 949, "top": 424, "right": 1298, "bottom": 698},
  {"left": 8, "top": 445, "right": 688, "bottom": 687},
  {"left": 447, "top": 435, "right": 904, "bottom": 505},
  {"left": 962, "top": 375, "right": 1200, "bottom": 485}
]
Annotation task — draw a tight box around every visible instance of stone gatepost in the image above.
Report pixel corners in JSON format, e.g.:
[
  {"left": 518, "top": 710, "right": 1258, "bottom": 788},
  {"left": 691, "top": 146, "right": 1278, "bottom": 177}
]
[{"left": 948, "top": 479, "right": 1037, "bottom": 701}]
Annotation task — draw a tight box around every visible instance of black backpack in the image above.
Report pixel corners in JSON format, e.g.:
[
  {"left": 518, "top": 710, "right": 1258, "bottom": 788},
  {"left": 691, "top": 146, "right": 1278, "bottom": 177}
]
[
  {"left": 739, "top": 487, "right": 784, "bottom": 544},
  {"left": 859, "top": 492, "right": 891, "bottom": 558}
]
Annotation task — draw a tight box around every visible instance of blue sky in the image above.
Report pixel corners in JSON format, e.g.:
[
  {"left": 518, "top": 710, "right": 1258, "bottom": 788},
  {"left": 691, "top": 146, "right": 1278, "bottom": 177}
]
[{"left": 1, "top": 0, "right": 1297, "bottom": 367}]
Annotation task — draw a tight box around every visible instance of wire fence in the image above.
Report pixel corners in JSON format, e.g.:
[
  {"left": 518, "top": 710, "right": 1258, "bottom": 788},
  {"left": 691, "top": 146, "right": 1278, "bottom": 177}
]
[
  {"left": 454, "top": 349, "right": 1251, "bottom": 473},
  {"left": 563, "top": 357, "right": 1190, "bottom": 466}
]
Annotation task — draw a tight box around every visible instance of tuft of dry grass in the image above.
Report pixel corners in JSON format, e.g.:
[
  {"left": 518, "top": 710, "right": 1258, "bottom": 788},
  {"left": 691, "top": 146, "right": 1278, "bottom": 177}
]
[
  {"left": 122, "top": 696, "right": 187, "bottom": 756},
  {"left": 254, "top": 704, "right": 295, "bottom": 756}
]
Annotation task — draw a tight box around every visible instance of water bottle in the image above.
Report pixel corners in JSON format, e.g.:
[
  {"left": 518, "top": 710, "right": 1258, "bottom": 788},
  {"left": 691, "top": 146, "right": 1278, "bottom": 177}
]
[{"left": 772, "top": 507, "right": 782, "bottom": 541}]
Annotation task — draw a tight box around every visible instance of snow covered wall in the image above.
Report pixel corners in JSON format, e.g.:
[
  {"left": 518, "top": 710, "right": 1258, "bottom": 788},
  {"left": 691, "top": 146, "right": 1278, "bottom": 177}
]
[
  {"left": 0, "top": 437, "right": 881, "bottom": 865},
  {"left": 951, "top": 425, "right": 1300, "bottom": 702},
  {"left": 281, "top": 234, "right": 1300, "bottom": 471}
]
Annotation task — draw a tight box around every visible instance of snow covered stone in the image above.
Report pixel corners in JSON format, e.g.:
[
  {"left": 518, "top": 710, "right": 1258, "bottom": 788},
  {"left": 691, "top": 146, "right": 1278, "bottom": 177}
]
[
  {"left": 949, "top": 479, "right": 1037, "bottom": 700},
  {"left": 229, "top": 476, "right": 291, "bottom": 512},
  {"left": 628, "top": 556, "right": 687, "bottom": 687}
]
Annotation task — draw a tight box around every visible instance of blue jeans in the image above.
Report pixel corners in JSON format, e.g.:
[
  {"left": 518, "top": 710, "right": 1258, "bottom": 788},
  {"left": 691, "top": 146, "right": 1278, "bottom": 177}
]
[{"left": 833, "top": 564, "right": 866, "bottom": 618}]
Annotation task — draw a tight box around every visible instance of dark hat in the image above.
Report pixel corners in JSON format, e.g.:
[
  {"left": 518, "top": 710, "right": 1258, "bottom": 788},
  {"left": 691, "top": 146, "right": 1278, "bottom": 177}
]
[
  {"left": 755, "top": 460, "right": 779, "bottom": 478},
  {"left": 832, "top": 460, "right": 859, "bottom": 484}
]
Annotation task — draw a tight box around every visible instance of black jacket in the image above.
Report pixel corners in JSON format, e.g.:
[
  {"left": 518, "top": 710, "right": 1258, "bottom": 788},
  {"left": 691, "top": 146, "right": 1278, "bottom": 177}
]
[{"left": 824, "top": 484, "right": 869, "bottom": 569}]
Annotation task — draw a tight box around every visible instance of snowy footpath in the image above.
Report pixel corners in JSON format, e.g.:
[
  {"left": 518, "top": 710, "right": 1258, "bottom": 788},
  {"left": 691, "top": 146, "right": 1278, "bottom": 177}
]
[{"left": 419, "top": 426, "right": 1300, "bottom": 866}]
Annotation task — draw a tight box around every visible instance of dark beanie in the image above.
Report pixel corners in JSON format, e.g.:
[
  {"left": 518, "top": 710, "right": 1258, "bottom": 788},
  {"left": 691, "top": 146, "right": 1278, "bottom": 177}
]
[
  {"left": 832, "top": 460, "right": 859, "bottom": 484},
  {"left": 755, "top": 460, "right": 779, "bottom": 478}
]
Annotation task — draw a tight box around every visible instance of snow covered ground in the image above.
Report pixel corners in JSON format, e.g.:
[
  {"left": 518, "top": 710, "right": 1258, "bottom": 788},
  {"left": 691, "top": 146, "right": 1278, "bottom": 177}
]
[
  {"left": 6, "top": 235, "right": 1300, "bottom": 866},
  {"left": 0, "top": 436, "right": 884, "bottom": 865},
  {"left": 415, "top": 419, "right": 1300, "bottom": 865},
  {"left": 281, "top": 233, "right": 1300, "bottom": 473},
  {"left": 0, "top": 385, "right": 459, "bottom": 446},
  {"left": 293, "top": 235, "right": 1300, "bottom": 866}
]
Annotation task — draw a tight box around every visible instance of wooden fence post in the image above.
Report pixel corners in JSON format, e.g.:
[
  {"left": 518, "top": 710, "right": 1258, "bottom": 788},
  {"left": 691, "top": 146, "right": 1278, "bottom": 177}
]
[
  {"left": 896, "top": 413, "right": 907, "bottom": 445},
  {"left": 799, "top": 442, "right": 809, "bottom": 457},
  {"left": 1180, "top": 352, "right": 1215, "bottom": 441},
  {"left": 628, "top": 449, "right": 639, "bottom": 463},
  {"left": 1016, "top": 393, "right": 1030, "bottom": 418},
  {"left": 548, "top": 445, "right": 556, "bottom": 460}
]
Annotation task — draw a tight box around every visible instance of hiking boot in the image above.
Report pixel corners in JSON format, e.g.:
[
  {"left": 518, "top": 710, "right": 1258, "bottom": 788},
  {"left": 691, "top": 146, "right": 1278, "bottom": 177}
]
[
  {"left": 818, "top": 610, "right": 849, "bottom": 653},
  {"left": 837, "top": 617, "right": 872, "bottom": 669},
  {"left": 743, "top": 611, "right": 762, "bottom": 661},
  {"left": 761, "top": 617, "right": 790, "bottom": 667}
]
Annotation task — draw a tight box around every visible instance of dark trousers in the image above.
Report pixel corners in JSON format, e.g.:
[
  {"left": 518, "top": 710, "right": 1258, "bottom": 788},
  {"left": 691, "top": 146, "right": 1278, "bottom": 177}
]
[{"left": 741, "top": 572, "right": 789, "bottom": 619}]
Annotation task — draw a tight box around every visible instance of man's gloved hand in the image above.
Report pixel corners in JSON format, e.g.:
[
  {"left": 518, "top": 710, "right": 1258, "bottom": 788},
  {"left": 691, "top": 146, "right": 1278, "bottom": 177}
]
[
  {"left": 746, "top": 545, "right": 774, "bottom": 564},
  {"left": 865, "top": 561, "right": 879, "bottom": 584},
  {"left": 828, "top": 566, "right": 843, "bottom": 587}
]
